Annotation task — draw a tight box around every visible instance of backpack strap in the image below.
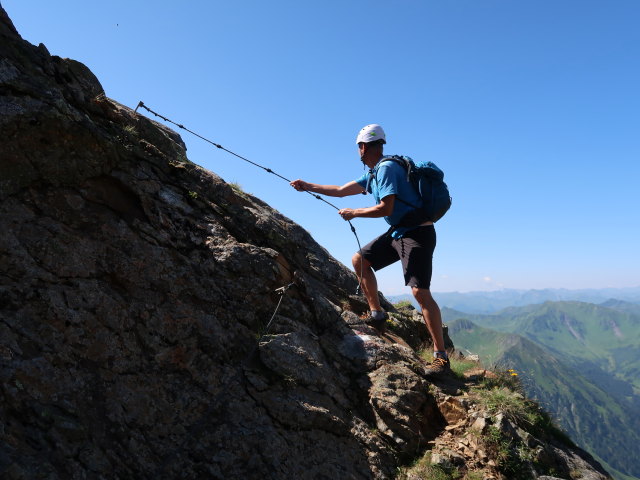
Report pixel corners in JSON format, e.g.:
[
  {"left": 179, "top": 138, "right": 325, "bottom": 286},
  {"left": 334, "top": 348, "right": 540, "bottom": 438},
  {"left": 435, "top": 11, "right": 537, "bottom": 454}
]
[
  {"left": 370, "top": 155, "right": 433, "bottom": 228},
  {"left": 372, "top": 156, "right": 420, "bottom": 210}
]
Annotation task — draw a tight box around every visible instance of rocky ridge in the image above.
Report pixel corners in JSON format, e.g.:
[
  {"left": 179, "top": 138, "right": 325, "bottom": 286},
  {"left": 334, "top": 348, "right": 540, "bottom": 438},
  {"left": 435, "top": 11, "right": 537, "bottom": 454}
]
[{"left": 0, "top": 6, "right": 611, "bottom": 479}]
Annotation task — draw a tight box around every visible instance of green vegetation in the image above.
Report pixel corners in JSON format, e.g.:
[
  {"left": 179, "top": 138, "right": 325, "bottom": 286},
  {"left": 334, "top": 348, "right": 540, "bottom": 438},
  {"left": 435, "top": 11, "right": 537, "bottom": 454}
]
[
  {"left": 398, "top": 353, "right": 581, "bottom": 480},
  {"left": 482, "top": 426, "right": 532, "bottom": 479},
  {"left": 396, "top": 453, "right": 458, "bottom": 480},
  {"left": 417, "top": 348, "right": 432, "bottom": 364},
  {"left": 478, "top": 367, "right": 521, "bottom": 392},
  {"left": 385, "top": 316, "right": 398, "bottom": 330},
  {"left": 474, "top": 385, "right": 569, "bottom": 445},
  {"left": 447, "top": 318, "right": 507, "bottom": 366},
  {"left": 445, "top": 303, "right": 640, "bottom": 479},
  {"left": 449, "top": 357, "right": 479, "bottom": 378},
  {"left": 397, "top": 451, "right": 486, "bottom": 480},
  {"left": 393, "top": 300, "right": 414, "bottom": 310},
  {"left": 229, "top": 181, "right": 244, "bottom": 193},
  {"left": 168, "top": 154, "right": 194, "bottom": 167},
  {"left": 476, "top": 387, "right": 531, "bottom": 424},
  {"left": 445, "top": 301, "right": 640, "bottom": 390},
  {"left": 123, "top": 124, "right": 138, "bottom": 136}
]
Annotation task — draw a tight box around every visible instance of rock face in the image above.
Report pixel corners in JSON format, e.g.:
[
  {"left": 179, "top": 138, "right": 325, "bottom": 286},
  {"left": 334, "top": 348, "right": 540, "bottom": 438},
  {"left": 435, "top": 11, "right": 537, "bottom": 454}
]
[{"left": 0, "top": 7, "right": 611, "bottom": 480}]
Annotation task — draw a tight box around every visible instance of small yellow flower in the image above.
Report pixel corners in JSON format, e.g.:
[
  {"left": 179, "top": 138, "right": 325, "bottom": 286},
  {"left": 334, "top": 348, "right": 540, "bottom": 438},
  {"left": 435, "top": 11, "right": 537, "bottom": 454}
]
[{"left": 511, "top": 372, "right": 518, "bottom": 376}]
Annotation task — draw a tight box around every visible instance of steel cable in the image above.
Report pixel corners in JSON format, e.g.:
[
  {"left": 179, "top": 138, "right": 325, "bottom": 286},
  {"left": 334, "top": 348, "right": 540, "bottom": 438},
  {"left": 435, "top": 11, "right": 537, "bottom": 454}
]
[{"left": 134, "top": 101, "right": 364, "bottom": 294}]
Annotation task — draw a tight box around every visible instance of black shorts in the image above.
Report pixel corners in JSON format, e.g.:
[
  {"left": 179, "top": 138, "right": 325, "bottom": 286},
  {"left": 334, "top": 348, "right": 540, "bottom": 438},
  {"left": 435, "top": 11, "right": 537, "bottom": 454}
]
[{"left": 360, "top": 225, "right": 436, "bottom": 289}]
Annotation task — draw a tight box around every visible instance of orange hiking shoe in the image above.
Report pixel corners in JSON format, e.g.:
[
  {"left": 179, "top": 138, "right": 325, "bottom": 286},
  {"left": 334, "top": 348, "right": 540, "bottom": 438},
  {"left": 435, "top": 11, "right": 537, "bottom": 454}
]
[{"left": 424, "top": 356, "right": 451, "bottom": 377}]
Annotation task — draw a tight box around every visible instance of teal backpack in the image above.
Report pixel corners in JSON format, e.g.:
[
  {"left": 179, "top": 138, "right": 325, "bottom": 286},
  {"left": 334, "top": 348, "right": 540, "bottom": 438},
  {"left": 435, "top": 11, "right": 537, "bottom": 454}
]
[{"left": 378, "top": 155, "right": 452, "bottom": 226}]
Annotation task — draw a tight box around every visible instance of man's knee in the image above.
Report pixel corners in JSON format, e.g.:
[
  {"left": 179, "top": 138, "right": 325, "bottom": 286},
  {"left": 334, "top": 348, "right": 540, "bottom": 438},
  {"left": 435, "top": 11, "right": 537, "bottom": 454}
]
[
  {"left": 411, "top": 286, "right": 432, "bottom": 297},
  {"left": 352, "top": 252, "right": 372, "bottom": 270},
  {"left": 412, "top": 286, "right": 435, "bottom": 306}
]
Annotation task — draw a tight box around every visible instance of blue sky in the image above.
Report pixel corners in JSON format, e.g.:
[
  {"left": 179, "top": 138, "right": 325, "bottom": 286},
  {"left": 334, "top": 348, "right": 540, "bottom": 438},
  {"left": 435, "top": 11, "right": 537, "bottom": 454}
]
[{"left": 4, "top": 1, "right": 639, "bottom": 294}]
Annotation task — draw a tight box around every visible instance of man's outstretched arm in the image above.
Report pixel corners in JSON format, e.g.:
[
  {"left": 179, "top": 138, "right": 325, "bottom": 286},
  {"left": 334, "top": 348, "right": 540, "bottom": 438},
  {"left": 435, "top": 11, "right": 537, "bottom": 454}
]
[
  {"left": 338, "top": 195, "right": 395, "bottom": 221},
  {"left": 290, "top": 179, "right": 365, "bottom": 198}
]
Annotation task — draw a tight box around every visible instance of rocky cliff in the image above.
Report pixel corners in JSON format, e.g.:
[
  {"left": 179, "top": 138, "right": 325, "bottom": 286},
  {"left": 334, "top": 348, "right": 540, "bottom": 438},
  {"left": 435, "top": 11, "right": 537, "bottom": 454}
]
[{"left": 0, "top": 7, "right": 611, "bottom": 480}]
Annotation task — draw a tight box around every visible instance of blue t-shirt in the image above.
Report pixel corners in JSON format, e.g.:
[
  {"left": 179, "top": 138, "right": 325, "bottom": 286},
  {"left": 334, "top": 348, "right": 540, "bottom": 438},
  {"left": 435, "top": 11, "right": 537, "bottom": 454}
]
[{"left": 355, "top": 156, "right": 422, "bottom": 238}]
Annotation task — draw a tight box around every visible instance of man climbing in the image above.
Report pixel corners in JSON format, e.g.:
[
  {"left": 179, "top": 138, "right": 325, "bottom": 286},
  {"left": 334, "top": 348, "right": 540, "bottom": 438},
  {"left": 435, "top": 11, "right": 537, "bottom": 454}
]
[{"left": 290, "top": 124, "right": 450, "bottom": 376}]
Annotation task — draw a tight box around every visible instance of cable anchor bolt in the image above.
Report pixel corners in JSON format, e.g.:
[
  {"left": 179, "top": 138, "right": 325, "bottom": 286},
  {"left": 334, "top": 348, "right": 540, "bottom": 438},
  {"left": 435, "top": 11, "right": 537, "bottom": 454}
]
[{"left": 275, "top": 283, "right": 294, "bottom": 295}]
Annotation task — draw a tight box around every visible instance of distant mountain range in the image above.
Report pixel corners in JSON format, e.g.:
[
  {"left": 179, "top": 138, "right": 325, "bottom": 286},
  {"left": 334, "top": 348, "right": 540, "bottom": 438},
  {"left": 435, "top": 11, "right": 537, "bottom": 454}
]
[
  {"left": 388, "top": 286, "right": 640, "bottom": 314},
  {"left": 442, "top": 300, "right": 640, "bottom": 480}
]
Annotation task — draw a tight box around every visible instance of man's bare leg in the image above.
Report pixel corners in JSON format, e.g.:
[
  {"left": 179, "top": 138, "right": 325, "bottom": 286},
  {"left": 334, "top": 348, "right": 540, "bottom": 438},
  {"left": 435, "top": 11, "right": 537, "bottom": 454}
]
[
  {"left": 352, "top": 252, "right": 382, "bottom": 312},
  {"left": 412, "top": 286, "right": 445, "bottom": 352}
]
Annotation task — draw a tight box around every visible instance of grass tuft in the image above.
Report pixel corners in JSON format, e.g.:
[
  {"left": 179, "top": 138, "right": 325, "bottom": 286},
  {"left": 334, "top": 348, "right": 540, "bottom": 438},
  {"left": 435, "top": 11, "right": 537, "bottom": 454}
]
[
  {"left": 449, "top": 357, "right": 478, "bottom": 378},
  {"left": 476, "top": 387, "right": 538, "bottom": 427},
  {"left": 229, "top": 181, "right": 245, "bottom": 194},
  {"left": 123, "top": 124, "right": 138, "bottom": 136},
  {"left": 393, "top": 300, "right": 415, "bottom": 310},
  {"left": 396, "top": 453, "right": 460, "bottom": 480},
  {"left": 474, "top": 377, "right": 574, "bottom": 446}
]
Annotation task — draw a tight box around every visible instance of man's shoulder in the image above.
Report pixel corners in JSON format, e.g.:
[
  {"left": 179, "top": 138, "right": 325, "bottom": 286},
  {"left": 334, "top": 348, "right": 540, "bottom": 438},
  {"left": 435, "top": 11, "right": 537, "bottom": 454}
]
[{"left": 377, "top": 155, "right": 407, "bottom": 175}]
